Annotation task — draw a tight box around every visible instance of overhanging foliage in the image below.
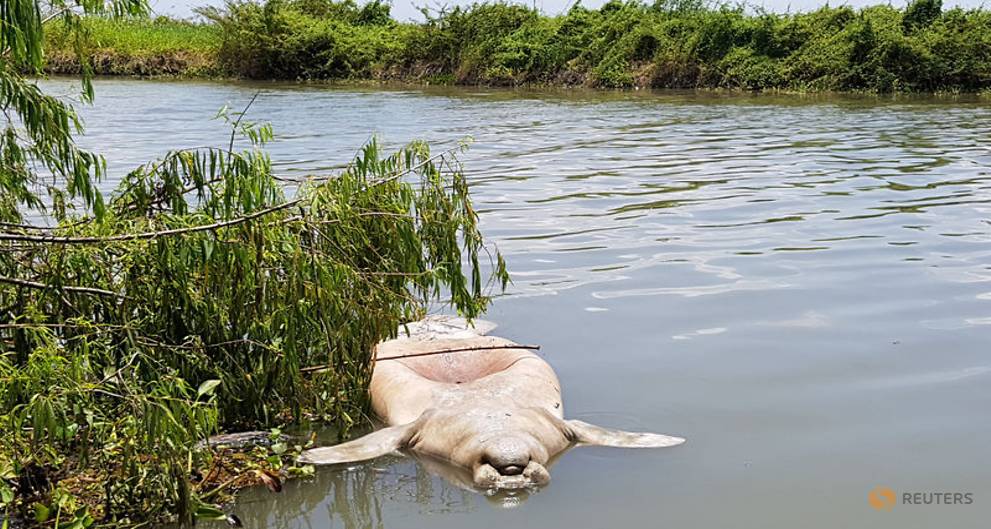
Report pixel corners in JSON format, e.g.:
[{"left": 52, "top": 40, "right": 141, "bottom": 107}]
[{"left": 1, "top": 1, "right": 509, "bottom": 525}]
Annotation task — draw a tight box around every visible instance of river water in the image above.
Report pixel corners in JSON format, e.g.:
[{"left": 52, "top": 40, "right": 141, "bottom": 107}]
[{"left": 43, "top": 78, "right": 990, "bottom": 528}]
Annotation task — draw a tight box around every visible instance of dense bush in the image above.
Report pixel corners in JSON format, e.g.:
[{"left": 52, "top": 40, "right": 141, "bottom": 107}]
[
  {"left": 186, "top": 0, "right": 991, "bottom": 91},
  {"left": 45, "top": 0, "right": 991, "bottom": 91},
  {"left": 198, "top": 0, "right": 404, "bottom": 78}
]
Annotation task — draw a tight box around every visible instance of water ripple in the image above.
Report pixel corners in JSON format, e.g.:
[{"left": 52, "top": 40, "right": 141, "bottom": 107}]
[{"left": 41, "top": 77, "right": 991, "bottom": 336}]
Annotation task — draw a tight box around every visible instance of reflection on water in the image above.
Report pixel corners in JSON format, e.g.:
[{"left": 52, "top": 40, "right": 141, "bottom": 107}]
[
  {"left": 40, "top": 79, "right": 991, "bottom": 528},
  {"left": 219, "top": 447, "right": 559, "bottom": 528},
  {"left": 409, "top": 453, "right": 544, "bottom": 509},
  {"left": 221, "top": 455, "right": 476, "bottom": 529}
]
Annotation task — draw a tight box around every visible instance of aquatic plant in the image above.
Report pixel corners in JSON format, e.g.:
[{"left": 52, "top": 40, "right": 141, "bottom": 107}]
[{"left": 2, "top": 1, "right": 508, "bottom": 525}]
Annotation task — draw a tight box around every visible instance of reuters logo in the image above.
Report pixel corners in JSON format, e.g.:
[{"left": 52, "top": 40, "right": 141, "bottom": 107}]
[{"left": 869, "top": 486, "right": 897, "bottom": 511}]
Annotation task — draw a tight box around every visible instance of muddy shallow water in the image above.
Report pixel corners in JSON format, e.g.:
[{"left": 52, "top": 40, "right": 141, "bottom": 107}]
[{"left": 43, "top": 78, "right": 990, "bottom": 528}]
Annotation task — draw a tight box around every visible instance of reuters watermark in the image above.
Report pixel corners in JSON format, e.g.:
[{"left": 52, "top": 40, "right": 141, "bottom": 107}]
[{"left": 869, "top": 486, "right": 974, "bottom": 511}]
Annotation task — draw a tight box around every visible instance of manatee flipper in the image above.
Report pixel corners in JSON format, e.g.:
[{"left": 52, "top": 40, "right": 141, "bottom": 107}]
[
  {"left": 566, "top": 420, "right": 685, "bottom": 448},
  {"left": 297, "top": 423, "right": 414, "bottom": 465}
]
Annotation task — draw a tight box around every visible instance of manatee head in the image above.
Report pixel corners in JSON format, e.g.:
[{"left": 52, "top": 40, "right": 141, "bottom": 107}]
[{"left": 409, "top": 451, "right": 542, "bottom": 507}]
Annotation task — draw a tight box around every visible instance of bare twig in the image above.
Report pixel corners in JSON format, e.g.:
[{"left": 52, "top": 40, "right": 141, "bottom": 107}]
[
  {"left": 0, "top": 218, "right": 93, "bottom": 232},
  {"left": 0, "top": 221, "right": 54, "bottom": 231},
  {"left": 369, "top": 148, "right": 455, "bottom": 187},
  {"left": 376, "top": 343, "right": 541, "bottom": 361},
  {"left": 228, "top": 92, "right": 262, "bottom": 158},
  {"left": 0, "top": 275, "right": 122, "bottom": 298},
  {"left": 0, "top": 322, "right": 126, "bottom": 330},
  {"left": 299, "top": 343, "right": 541, "bottom": 373},
  {"left": 41, "top": 6, "right": 72, "bottom": 24},
  {"left": 276, "top": 144, "right": 464, "bottom": 187}
]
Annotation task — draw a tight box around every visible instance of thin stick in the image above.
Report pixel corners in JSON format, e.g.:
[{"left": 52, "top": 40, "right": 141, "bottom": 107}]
[
  {"left": 0, "top": 323, "right": 125, "bottom": 329},
  {"left": 299, "top": 343, "right": 541, "bottom": 373},
  {"left": 228, "top": 92, "right": 261, "bottom": 157},
  {"left": 0, "top": 199, "right": 302, "bottom": 244},
  {"left": 0, "top": 221, "right": 54, "bottom": 231},
  {"left": 0, "top": 218, "right": 93, "bottom": 232},
  {"left": 369, "top": 148, "right": 454, "bottom": 187},
  {"left": 41, "top": 7, "right": 72, "bottom": 24},
  {"left": 0, "top": 276, "right": 122, "bottom": 298},
  {"left": 377, "top": 343, "right": 541, "bottom": 361}
]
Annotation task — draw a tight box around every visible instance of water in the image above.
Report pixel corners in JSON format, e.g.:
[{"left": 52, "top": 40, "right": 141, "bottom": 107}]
[{"left": 42, "top": 78, "right": 991, "bottom": 528}]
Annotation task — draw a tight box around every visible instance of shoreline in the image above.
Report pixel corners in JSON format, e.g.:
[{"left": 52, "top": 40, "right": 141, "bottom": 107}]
[{"left": 41, "top": 72, "right": 991, "bottom": 100}]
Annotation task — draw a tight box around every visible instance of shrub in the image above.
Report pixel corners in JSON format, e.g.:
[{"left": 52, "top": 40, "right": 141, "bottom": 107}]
[
  {"left": 903, "top": 0, "right": 942, "bottom": 32},
  {"left": 45, "top": 0, "right": 991, "bottom": 92}
]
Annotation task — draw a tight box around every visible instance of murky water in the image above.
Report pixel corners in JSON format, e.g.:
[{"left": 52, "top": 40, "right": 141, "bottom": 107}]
[{"left": 42, "top": 78, "right": 991, "bottom": 528}]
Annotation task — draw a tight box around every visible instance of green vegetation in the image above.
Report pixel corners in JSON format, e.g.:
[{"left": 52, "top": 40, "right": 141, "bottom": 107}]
[
  {"left": 45, "top": 17, "right": 220, "bottom": 75},
  {"left": 2, "top": 0, "right": 506, "bottom": 526},
  {"left": 45, "top": 0, "right": 991, "bottom": 92}
]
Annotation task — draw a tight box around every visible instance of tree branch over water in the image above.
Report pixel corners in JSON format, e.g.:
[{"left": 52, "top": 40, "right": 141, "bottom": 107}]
[
  {"left": 0, "top": 4, "right": 509, "bottom": 523},
  {"left": 0, "top": 199, "right": 303, "bottom": 244},
  {"left": 0, "top": 275, "right": 122, "bottom": 297}
]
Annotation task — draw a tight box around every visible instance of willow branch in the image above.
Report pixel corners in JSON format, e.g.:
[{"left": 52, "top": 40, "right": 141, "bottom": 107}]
[
  {"left": 113, "top": 146, "right": 252, "bottom": 212},
  {"left": 0, "top": 199, "right": 303, "bottom": 244}
]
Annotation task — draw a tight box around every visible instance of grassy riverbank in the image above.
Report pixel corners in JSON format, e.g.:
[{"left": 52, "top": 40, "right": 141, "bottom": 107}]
[
  {"left": 43, "top": 0, "right": 991, "bottom": 92},
  {"left": 45, "top": 17, "right": 220, "bottom": 76}
]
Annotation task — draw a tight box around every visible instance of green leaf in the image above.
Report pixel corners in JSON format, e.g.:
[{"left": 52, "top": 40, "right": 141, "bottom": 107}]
[
  {"left": 194, "top": 504, "right": 227, "bottom": 521},
  {"left": 33, "top": 503, "right": 50, "bottom": 523},
  {"left": 197, "top": 379, "right": 222, "bottom": 398},
  {"left": 0, "top": 482, "right": 14, "bottom": 504}
]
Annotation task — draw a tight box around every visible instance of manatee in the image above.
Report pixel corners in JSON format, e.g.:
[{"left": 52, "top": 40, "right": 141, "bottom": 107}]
[{"left": 298, "top": 316, "right": 684, "bottom": 491}]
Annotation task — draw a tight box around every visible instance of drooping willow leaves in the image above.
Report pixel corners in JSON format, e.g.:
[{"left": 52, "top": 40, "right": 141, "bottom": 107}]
[
  {"left": 1, "top": 0, "right": 147, "bottom": 224},
  {"left": 0, "top": 121, "right": 508, "bottom": 524},
  {"left": 2, "top": 1, "right": 507, "bottom": 523}
]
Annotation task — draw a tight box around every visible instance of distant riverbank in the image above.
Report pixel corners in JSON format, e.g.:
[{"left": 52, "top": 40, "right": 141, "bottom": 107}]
[{"left": 45, "top": 0, "right": 991, "bottom": 93}]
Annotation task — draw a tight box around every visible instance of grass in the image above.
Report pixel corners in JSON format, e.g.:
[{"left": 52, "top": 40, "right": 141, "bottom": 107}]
[
  {"left": 45, "top": 17, "right": 220, "bottom": 76},
  {"left": 53, "top": 17, "right": 220, "bottom": 55},
  {"left": 41, "top": 0, "right": 991, "bottom": 92}
]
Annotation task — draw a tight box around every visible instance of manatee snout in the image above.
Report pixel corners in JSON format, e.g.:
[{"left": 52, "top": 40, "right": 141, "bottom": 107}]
[
  {"left": 483, "top": 437, "right": 531, "bottom": 476},
  {"left": 474, "top": 437, "right": 550, "bottom": 489},
  {"left": 474, "top": 460, "right": 550, "bottom": 490}
]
